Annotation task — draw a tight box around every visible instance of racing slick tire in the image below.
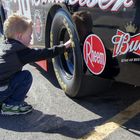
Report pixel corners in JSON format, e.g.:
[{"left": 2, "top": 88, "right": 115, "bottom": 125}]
[
  {"left": 0, "top": 5, "right": 5, "bottom": 35},
  {"left": 50, "top": 8, "right": 113, "bottom": 98},
  {"left": 50, "top": 8, "right": 84, "bottom": 97},
  {"left": 0, "top": 14, "right": 3, "bottom": 35},
  {"left": 0, "top": 17, "right": 2, "bottom": 35}
]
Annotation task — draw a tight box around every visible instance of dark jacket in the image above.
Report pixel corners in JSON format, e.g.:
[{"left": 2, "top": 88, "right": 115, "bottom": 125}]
[{"left": 0, "top": 38, "right": 66, "bottom": 86}]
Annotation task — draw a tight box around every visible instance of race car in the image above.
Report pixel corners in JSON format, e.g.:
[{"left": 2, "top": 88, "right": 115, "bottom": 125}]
[{"left": 0, "top": 0, "right": 140, "bottom": 97}]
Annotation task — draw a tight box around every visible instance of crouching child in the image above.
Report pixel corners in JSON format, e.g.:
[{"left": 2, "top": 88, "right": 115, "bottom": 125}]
[{"left": 0, "top": 14, "right": 71, "bottom": 115}]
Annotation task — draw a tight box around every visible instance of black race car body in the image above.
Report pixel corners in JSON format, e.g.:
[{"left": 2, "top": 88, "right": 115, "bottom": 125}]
[{"left": 0, "top": 0, "right": 140, "bottom": 97}]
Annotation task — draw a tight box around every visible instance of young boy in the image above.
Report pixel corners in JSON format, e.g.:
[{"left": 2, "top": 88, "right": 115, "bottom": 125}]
[{"left": 0, "top": 14, "right": 71, "bottom": 115}]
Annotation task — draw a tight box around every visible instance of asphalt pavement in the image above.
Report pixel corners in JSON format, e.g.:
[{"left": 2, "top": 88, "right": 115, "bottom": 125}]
[{"left": 0, "top": 63, "right": 139, "bottom": 140}]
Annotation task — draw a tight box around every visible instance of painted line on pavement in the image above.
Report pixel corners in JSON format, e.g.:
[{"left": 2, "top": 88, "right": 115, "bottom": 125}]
[{"left": 80, "top": 99, "right": 140, "bottom": 140}]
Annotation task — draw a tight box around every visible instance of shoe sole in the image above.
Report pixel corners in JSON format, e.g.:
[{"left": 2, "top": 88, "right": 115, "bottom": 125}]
[{"left": 1, "top": 108, "right": 32, "bottom": 115}]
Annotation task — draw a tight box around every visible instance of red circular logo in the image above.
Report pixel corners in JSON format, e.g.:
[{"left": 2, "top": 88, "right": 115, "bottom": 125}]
[{"left": 83, "top": 34, "right": 106, "bottom": 75}]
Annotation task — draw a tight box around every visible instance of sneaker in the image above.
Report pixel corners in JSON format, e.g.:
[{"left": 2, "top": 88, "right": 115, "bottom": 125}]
[{"left": 1, "top": 102, "right": 33, "bottom": 115}]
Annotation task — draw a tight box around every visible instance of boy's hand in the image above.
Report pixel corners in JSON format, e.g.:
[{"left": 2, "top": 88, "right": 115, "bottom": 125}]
[{"left": 64, "top": 40, "right": 71, "bottom": 49}]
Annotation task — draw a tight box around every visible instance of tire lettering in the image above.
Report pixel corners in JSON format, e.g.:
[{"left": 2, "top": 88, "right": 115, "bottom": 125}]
[
  {"left": 54, "top": 68, "right": 67, "bottom": 91},
  {"left": 63, "top": 18, "right": 75, "bottom": 48},
  {"left": 50, "top": 32, "right": 67, "bottom": 92}
]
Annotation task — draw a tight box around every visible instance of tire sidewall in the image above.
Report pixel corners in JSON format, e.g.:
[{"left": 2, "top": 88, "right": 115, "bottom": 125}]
[
  {"left": 0, "top": 5, "right": 5, "bottom": 35},
  {"left": 50, "top": 8, "right": 83, "bottom": 97}
]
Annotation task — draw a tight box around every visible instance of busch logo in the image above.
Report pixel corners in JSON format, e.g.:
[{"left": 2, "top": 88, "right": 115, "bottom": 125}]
[
  {"left": 83, "top": 34, "right": 106, "bottom": 75},
  {"left": 112, "top": 30, "right": 140, "bottom": 57},
  {"left": 69, "top": 0, "right": 133, "bottom": 11},
  {"left": 11, "top": 0, "right": 133, "bottom": 11}
]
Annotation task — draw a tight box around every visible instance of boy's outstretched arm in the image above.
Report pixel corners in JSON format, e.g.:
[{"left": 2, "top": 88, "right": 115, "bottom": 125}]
[
  {"left": 64, "top": 39, "right": 72, "bottom": 49},
  {"left": 17, "top": 40, "right": 72, "bottom": 65}
]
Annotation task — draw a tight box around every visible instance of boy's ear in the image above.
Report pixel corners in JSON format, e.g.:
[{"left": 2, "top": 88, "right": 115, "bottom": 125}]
[{"left": 15, "top": 33, "right": 23, "bottom": 41}]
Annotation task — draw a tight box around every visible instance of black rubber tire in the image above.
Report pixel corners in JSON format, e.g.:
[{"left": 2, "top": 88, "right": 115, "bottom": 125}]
[
  {"left": 0, "top": 18, "right": 2, "bottom": 35},
  {"left": 0, "top": 5, "right": 5, "bottom": 35},
  {"left": 0, "top": 13, "right": 3, "bottom": 35},
  {"left": 50, "top": 8, "right": 84, "bottom": 97}
]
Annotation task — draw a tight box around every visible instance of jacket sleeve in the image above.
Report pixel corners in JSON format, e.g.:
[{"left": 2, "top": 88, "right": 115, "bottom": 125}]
[{"left": 17, "top": 44, "right": 66, "bottom": 65}]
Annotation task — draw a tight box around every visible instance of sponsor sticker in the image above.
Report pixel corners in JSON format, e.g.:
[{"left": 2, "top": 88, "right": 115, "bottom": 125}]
[
  {"left": 112, "top": 30, "right": 140, "bottom": 57},
  {"left": 68, "top": 0, "right": 134, "bottom": 11},
  {"left": 30, "top": 0, "right": 134, "bottom": 11},
  {"left": 83, "top": 34, "right": 106, "bottom": 75},
  {"left": 34, "top": 10, "right": 43, "bottom": 41}
]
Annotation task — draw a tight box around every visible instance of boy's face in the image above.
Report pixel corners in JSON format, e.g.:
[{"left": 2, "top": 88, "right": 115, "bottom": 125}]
[{"left": 20, "top": 26, "right": 33, "bottom": 46}]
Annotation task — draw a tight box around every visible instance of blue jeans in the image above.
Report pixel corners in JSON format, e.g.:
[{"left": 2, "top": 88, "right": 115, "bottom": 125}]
[{"left": 0, "top": 70, "right": 33, "bottom": 105}]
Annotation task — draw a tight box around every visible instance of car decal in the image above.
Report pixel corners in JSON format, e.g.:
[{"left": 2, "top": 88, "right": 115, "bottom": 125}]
[
  {"left": 34, "top": 10, "right": 43, "bottom": 41},
  {"left": 83, "top": 34, "right": 106, "bottom": 75},
  {"left": 112, "top": 30, "right": 140, "bottom": 57},
  {"left": 30, "top": 0, "right": 134, "bottom": 11},
  {"left": 68, "top": 0, "right": 134, "bottom": 11}
]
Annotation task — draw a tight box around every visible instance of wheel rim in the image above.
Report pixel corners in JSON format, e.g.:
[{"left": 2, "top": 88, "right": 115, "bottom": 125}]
[{"left": 58, "top": 27, "right": 74, "bottom": 78}]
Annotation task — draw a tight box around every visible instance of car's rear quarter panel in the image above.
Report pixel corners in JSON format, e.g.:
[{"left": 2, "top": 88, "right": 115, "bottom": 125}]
[{"left": 1, "top": 0, "right": 140, "bottom": 86}]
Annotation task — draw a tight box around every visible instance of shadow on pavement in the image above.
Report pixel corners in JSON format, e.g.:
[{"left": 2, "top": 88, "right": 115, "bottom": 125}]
[
  {"left": 30, "top": 62, "right": 60, "bottom": 89},
  {"left": 29, "top": 63, "right": 140, "bottom": 138},
  {"left": 0, "top": 109, "right": 63, "bottom": 132},
  {"left": 72, "top": 82, "right": 140, "bottom": 138},
  {"left": 17, "top": 63, "right": 139, "bottom": 138},
  {"left": 0, "top": 109, "right": 105, "bottom": 139}
]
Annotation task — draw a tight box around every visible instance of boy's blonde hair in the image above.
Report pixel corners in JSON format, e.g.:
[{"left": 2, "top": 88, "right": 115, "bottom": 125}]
[{"left": 4, "top": 14, "right": 33, "bottom": 39}]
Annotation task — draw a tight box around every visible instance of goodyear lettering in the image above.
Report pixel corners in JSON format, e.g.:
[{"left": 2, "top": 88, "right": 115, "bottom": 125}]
[
  {"left": 63, "top": 18, "right": 75, "bottom": 48},
  {"left": 50, "top": 32, "right": 53, "bottom": 49},
  {"left": 54, "top": 68, "right": 67, "bottom": 91},
  {"left": 50, "top": 32, "right": 67, "bottom": 92}
]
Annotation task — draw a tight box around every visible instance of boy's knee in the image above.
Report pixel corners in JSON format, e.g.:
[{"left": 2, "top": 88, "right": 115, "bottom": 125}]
[{"left": 22, "top": 70, "right": 33, "bottom": 83}]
